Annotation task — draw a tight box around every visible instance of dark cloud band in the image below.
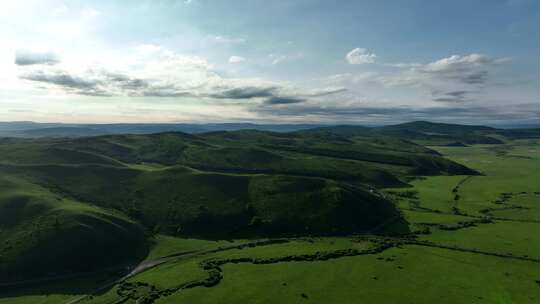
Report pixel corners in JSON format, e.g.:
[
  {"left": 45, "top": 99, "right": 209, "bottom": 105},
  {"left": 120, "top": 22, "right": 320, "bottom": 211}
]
[{"left": 15, "top": 50, "right": 60, "bottom": 66}]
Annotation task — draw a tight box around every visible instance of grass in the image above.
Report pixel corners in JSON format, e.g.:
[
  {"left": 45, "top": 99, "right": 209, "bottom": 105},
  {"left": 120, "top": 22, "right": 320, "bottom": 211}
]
[
  {"left": 208, "top": 238, "right": 373, "bottom": 260},
  {"left": 2, "top": 130, "right": 540, "bottom": 303},
  {"left": 1, "top": 161, "right": 405, "bottom": 239},
  {"left": 0, "top": 136, "right": 407, "bottom": 284},
  {"left": 402, "top": 139, "right": 540, "bottom": 260},
  {"left": 400, "top": 209, "right": 473, "bottom": 233},
  {"left": 411, "top": 175, "right": 467, "bottom": 212},
  {"left": 433, "top": 141, "right": 540, "bottom": 216},
  {"left": 421, "top": 220, "right": 540, "bottom": 259},
  {"left": 74, "top": 237, "right": 377, "bottom": 304},
  {"left": 129, "top": 259, "right": 208, "bottom": 290},
  {"left": 0, "top": 127, "right": 476, "bottom": 283},
  {"left": 145, "top": 235, "right": 248, "bottom": 261},
  {"left": 156, "top": 245, "right": 540, "bottom": 304},
  {"left": 0, "top": 174, "right": 146, "bottom": 282},
  {"left": 0, "top": 272, "right": 120, "bottom": 304}
]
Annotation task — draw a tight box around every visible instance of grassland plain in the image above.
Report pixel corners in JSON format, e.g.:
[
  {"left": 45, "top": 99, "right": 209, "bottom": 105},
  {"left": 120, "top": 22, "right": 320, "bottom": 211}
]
[
  {"left": 1, "top": 127, "right": 540, "bottom": 304},
  {"left": 411, "top": 140, "right": 540, "bottom": 261},
  {"left": 157, "top": 245, "right": 540, "bottom": 304},
  {"left": 70, "top": 139, "right": 540, "bottom": 304}
]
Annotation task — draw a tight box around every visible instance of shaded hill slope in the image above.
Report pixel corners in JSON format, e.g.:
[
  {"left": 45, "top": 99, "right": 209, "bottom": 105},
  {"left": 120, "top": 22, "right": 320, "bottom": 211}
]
[
  {"left": 0, "top": 173, "right": 146, "bottom": 282},
  {"left": 2, "top": 164, "right": 407, "bottom": 238},
  {"left": 51, "top": 130, "right": 476, "bottom": 180},
  {"left": 304, "top": 121, "right": 505, "bottom": 145}
]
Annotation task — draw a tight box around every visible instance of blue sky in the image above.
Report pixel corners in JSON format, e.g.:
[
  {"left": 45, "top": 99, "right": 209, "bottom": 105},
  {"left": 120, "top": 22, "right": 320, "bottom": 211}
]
[{"left": 1, "top": 0, "right": 539, "bottom": 124}]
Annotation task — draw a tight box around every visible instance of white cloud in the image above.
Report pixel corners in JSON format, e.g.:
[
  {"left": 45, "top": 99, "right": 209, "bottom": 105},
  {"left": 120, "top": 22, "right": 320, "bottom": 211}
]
[
  {"left": 326, "top": 72, "right": 378, "bottom": 84},
  {"left": 270, "top": 52, "right": 304, "bottom": 65},
  {"left": 228, "top": 56, "right": 246, "bottom": 64},
  {"left": 135, "top": 44, "right": 163, "bottom": 55},
  {"left": 384, "top": 53, "right": 510, "bottom": 86},
  {"left": 17, "top": 45, "right": 216, "bottom": 97},
  {"left": 35, "top": 7, "right": 102, "bottom": 41},
  {"left": 346, "top": 48, "right": 376, "bottom": 65},
  {"left": 209, "top": 35, "right": 246, "bottom": 44},
  {"left": 385, "top": 63, "right": 423, "bottom": 68},
  {"left": 423, "top": 53, "right": 510, "bottom": 73},
  {"left": 16, "top": 45, "right": 330, "bottom": 105},
  {"left": 271, "top": 55, "right": 287, "bottom": 65},
  {"left": 82, "top": 8, "right": 101, "bottom": 18},
  {"left": 15, "top": 50, "right": 60, "bottom": 66},
  {"left": 53, "top": 4, "right": 69, "bottom": 15},
  {"left": 303, "top": 87, "right": 347, "bottom": 97},
  {"left": 380, "top": 53, "right": 511, "bottom": 102}
]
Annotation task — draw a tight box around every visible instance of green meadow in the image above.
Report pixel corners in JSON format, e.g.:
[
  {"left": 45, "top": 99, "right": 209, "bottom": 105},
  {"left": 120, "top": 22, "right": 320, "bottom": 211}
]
[
  {"left": 159, "top": 245, "right": 540, "bottom": 304},
  {"left": 1, "top": 126, "right": 540, "bottom": 304}
]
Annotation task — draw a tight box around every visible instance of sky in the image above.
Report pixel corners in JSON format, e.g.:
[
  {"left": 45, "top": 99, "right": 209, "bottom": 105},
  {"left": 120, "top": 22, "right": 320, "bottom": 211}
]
[{"left": 1, "top": 0, "right": 539, "bottom": 125}]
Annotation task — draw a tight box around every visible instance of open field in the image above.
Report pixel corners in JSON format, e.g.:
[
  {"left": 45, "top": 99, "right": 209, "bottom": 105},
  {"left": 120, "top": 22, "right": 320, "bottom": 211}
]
[
  {"left": 159, "top": 245, "right": 540, "bottom": 304},
  {"left": 1, "top": 125, "right": 540, "bottom": 303}
]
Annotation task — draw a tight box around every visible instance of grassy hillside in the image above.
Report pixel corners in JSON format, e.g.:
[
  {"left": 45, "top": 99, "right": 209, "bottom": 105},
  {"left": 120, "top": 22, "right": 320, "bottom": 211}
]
[
  {"left": 0, "top": 174, "right": 147, "bottom": 282},
  {"left": 379, "top": 121, "right": 496, "bottom": 133},
  {"left": 0, "top": 125, "right": 487, "bottom": 286},
  {"left": 0, "top": 130, "right": 478, "bottom": 185},
  {"left": 2, "top": 164, "right": 406, "bottom": 239},
  {"left": 306, "top": 121, "right": 507, "bottom": 145},
  {"left": 0, "top": 129, "right": 424, "bottom": 283},
  {"left": 0, "top": 129, "right": 481, "bottom": 239},
  {"left": 2, "top": 127, "right": 540, "bottom": 304}
]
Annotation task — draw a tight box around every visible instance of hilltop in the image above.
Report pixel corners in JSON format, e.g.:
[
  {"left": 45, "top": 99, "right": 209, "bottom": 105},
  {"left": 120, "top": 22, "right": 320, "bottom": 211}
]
[
  {"left": 303, "top": 121, "right": 508, "bottom": 145},
  {"left": 2, "top": 120, "right": 538, "bottom": 146}
]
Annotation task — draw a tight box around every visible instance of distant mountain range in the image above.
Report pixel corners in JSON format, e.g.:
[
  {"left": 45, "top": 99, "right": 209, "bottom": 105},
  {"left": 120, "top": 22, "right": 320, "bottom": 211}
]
[
  {"left": 0, "top": 122, "right": 325, "bottom": 138},
  {"left": 1, "top": 120, "right": 539, "bottom": 139}
]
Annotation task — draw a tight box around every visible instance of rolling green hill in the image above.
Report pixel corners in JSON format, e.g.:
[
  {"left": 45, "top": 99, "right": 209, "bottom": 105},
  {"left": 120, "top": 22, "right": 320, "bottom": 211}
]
[
  {"left": 5, "top": 163, "right": 406, "bottom": 238},
  {"left": 377, "top": 121, "right": 504, "bottom": 145},
  {"left": 305, "top": 121, "right": 506, "bottom": 145},
  {"left": 0, "top": 174, "right": 146, "bottom": 282},
  {"left": 379, "top": 121, "right": 496, "bottom": 133},
  {"left": 0, "top": 125, "right": 485, "bottom": 284},
  {"left": 2, "top": 121, "right": 538, "bottom": 145}
]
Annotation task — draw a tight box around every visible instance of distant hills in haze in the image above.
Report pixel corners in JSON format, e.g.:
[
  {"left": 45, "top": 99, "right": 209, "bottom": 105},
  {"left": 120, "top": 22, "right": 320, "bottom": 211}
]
[
  {"left": 1, "top": 121, "right": 539, "bottom": 143},
  {"left": 0, "top": 122, "right": 324, "bottom": 138}
]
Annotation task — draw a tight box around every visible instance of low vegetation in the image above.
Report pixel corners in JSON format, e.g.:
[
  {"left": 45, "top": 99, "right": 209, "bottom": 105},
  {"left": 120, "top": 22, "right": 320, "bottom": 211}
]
[{"left": 1, "top": 122, "right": 540, "bottom": 304}]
